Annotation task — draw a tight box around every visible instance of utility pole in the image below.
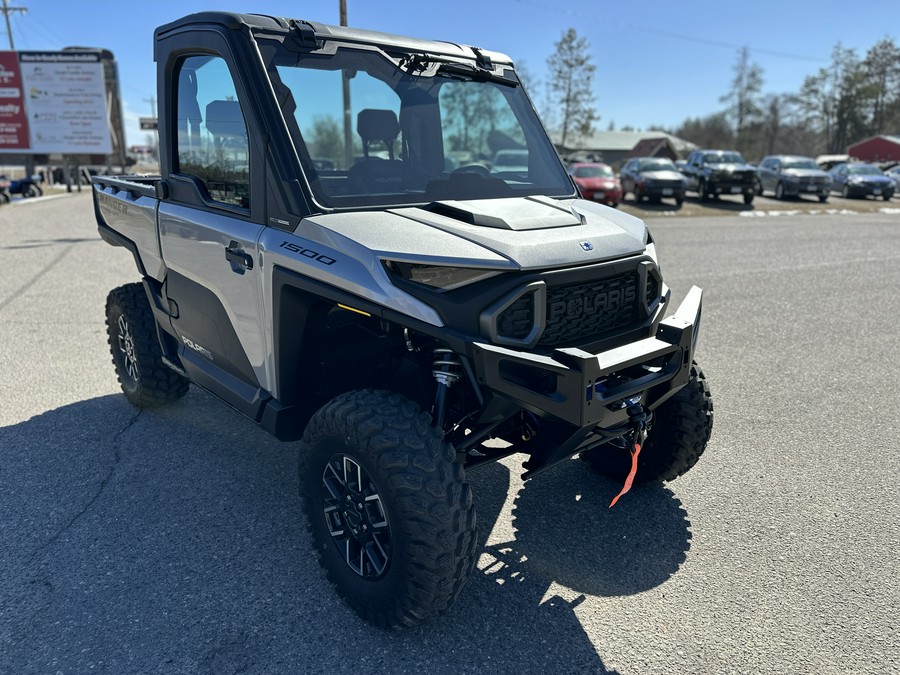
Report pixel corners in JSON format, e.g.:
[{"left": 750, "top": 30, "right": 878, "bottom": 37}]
[
  {"left": 1, "top": 0, "right": 27, "bottom": 50},
  {"left": 340, "top": 0, "right": 353, "bottom": 170}
]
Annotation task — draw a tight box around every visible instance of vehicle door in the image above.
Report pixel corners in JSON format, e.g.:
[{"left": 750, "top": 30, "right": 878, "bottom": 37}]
[
  {"left": 684, "top": 152, "right": 701, "bottom": 191},
  {"left": 759, "top": 158, "right": 775, "bottom": 192},
  {"left": 158, "top": 52, "right": 270, "bottom": 416}
]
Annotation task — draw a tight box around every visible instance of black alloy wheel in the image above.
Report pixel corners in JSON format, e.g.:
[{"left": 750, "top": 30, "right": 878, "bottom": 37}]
[{"left": 321, "top": 453, "right": 391, "bottom": 578}]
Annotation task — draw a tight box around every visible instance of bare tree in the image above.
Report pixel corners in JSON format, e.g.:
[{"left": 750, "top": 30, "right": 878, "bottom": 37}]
[
  {"left": 862, "top": 38, "right": 900, "bottom": 135},
  {"left": 546, "top": 28, "right": 598, "bottom": 147},
  {"left": 720, "top": 47, "right": 765, "bottom": 153}
]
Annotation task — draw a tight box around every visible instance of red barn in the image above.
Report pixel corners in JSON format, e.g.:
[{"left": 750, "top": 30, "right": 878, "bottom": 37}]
[{"left": 847, "top": 135, "right": 900, "bottom": 163}]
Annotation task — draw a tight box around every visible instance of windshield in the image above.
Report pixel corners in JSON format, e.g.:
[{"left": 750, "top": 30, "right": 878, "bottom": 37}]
[
  {"left": 263, "top": 43, "right": 573, "bottom": 208},
  {"left": 705, "top": 152, "right": 745, "bottom": 164},
  {"left": 573, "top": 164, "right": 613, "bottom": 178},
  {"left": 782, "top": 159, "right": 819, "bottom": 170},
  {"left": 847, "top": 164, "right": 883, "bottom": 175},
  {"left": 638, "top": 159, "right": 676, "bottom": 172}
]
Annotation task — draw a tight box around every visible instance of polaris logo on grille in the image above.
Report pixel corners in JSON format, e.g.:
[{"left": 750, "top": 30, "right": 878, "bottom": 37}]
[
  {"left": 548, "top": 285, "right": 637, "bottom": 322},
  {"left": 580, "top": 241, "right": 593, "bottom": 251}
]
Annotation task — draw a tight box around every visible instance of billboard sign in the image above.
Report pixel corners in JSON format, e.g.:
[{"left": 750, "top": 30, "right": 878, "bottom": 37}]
[
  {"left": 139, "top": 117, "right": 158, "bottom": 130},
  {"left": 0, "top": 51, "right": 113, "bottom": 154}
]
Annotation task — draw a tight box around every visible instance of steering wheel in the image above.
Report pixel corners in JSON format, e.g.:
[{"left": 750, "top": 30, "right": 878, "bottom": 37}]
[{"left": 452, "top": 164, "right": 492, "bottom": 178}]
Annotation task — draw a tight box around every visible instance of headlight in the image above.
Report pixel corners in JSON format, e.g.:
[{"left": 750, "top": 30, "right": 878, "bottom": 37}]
[{"left": 383, "top": 261, "right": 501, "bottom": 291}]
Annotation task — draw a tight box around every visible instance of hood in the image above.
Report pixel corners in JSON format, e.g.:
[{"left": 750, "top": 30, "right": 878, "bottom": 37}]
[
  {"left": 575, "top": 176, "right": 617, "bottom": 188},
  {"left": 848, "top": 174, "right": 892, "bottom": 183},
  {"left": 298, "top": 196, "right": 647, "bottom": 271},
  {"left": 642, "top": 170, "right": 685, "bottom": 181},
  {"left": 784, "top": 169, "right": 829, "bottom": 179},
  {"left": 711, "top": 163, "right": 754, "bottom": 172}
]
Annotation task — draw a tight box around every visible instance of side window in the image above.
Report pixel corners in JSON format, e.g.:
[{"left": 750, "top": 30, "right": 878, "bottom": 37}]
[{"left": 176, "top": 55, "right": 250, "bottom": 208}]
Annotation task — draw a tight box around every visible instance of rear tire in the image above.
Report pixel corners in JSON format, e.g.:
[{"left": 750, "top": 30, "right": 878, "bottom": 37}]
[
  {"left": 298, "top": 389, "right": 477, "bottom": 628},
  {"left": 105, "top": 283, "right": 189, "bottom": 407},
  {"left": 581, "top": 363, "right": 713, "bottom": 484},
  {"left": 698, "top": 179, "right": 709, "bottom": 202},
  {"left": 24, "top": 184, "right": 42, "bottom": 198},
  {"left": 743, "top": 192, "right": 754, "bottom": 205}
]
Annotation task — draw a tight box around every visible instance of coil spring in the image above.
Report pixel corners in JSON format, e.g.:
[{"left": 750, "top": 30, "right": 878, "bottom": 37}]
[{"left": 432, "top": 348, "right": 462, "bottom": 386}]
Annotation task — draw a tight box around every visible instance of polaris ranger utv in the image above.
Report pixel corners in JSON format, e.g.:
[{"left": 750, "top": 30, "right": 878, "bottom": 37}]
[{"left": 93, "top": 12, "right": 713, "bottom": 628}]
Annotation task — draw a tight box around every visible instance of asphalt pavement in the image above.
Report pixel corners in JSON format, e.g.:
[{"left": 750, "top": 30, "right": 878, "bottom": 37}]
[{"left": 1, "top": 193, "right": 898, "bottom": 674}]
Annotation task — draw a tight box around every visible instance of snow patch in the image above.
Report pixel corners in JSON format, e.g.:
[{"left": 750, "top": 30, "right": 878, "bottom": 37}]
[{"left": 739, "top": 208, "right": 860, "bottom": 218}]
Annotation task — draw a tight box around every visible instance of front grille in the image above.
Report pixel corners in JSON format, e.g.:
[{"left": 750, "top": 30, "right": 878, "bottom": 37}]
[{"left": 539, "top": 273, "right": 639, "bottom": 346}]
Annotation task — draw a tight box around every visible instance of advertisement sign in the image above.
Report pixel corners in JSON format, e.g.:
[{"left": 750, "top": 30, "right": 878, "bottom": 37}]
[
  {"left": 0, "top": 51, "right": 113, "bottom": 154},
  {"left": 0, "top": 51, "right": 29, "bottom": 149}
]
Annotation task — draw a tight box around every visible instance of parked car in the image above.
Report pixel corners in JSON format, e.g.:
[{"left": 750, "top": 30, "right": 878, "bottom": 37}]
[
  {"left": 620, "top": 157, "right": 686, "bottom": 206},
  {"left": 885, "top": 165, "right": 900, "bottom": 194},
  {"left": 568, "top": 162, "right": 622, "bottom": 207},
  {"left": 491, "top": 149, "right": 529, "bottom": 174},
  {"left": 682, "top": 149, "right": 757, "bottom": 204},
  {"left": 828, "top": 163, "right": 895, "bottom": 200},
  {"left": 757, "top": 155, "right": 830, "bottom": 202}
]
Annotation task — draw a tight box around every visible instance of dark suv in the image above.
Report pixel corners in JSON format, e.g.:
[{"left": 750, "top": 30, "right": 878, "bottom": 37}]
[
  {"left": 757, "top": 155, "right": 830, "bottom": 202},
  {"left": 682, "top": 149, "right": 757, "bottom": 205}
]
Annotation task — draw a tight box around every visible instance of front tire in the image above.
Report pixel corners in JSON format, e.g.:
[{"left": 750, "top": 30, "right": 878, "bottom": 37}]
[
  {"left": 105, "top": 283, "right": 189, "bottom": 407},
  {"left": 581, "top": 363, "right": 713, "bottom": 484},
  {"left": 743, "top": 192, "right": 754, "bottom": 205},
  {"left": 698, "top": 179, "right": 709, "bottom": 202},
  {"left": 298, "top": 390, "right": 477, "bottom": 628},
  {"left": 775, "top": 182, "right": 785, "bottom": 200}
]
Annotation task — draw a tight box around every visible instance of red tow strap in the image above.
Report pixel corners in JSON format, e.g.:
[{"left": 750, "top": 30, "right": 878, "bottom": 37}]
[{"left": 609, "top": 442, "right": 641, "bottom": 508}]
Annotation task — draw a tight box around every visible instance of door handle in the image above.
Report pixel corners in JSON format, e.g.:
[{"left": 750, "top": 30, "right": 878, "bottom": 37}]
[{"left": 225, "top": 241, "right": 253, "bottom": 270}]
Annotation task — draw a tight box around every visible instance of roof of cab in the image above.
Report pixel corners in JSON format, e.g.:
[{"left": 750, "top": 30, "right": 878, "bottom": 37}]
[{"left": 155, "top": 11, "right": 512, "bottom": 64}]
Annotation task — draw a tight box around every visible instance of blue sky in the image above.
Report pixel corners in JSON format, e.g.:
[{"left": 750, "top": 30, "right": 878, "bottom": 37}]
[{"left": 4, "top": 0, "right": 897, "bottom": 148}]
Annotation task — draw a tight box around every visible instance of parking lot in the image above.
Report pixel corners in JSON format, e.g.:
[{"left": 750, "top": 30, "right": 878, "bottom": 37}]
[
  {"left": 1, "top": 192, "right": 898, "bottom": 673},
  {"left": 618, "top": 189, "right": 900, "bottom": 219}
]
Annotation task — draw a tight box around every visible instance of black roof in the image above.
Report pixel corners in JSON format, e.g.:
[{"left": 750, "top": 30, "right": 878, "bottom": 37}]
[{"left": 155, "top": 11, "right": 512, "bottom": 64}]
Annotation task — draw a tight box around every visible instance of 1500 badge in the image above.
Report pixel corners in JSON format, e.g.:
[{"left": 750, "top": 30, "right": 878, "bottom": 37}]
[{"left": 279, "top": 241, "right": 336, "bottom": 266}]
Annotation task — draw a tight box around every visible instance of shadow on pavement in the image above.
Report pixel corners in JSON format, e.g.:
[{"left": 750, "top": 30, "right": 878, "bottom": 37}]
[{"left": 0, "top": 392, "right": 688, "bottom": 673}]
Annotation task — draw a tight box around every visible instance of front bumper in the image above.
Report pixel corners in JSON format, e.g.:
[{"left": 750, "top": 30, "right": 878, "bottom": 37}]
[
  {"left": 709, "top": 179, "right": 755, "bottom": 196},
  {"left": 472, "top": 286, "right": 703, "bottom": 431}
]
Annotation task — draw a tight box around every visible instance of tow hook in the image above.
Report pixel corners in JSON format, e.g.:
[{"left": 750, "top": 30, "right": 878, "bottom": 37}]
[{"left": 609, "top": 403, "right": 652, "bottom": 508}]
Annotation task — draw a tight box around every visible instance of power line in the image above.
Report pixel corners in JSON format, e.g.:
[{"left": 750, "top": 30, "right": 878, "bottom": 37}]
[
  {"left": 513, "top": 0, "right": 828, "bottom": 63},
  {"left": 1, "top": 0, "right": 27, "bottom": 49}
]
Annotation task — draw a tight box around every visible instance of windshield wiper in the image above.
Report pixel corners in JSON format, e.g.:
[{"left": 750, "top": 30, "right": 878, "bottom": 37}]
[
  {"left": 398, "top": 52, "right": 518, "bottom": 87},
  {"left": 435, "top": 61, "right": 518, "bottom": 87}
]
